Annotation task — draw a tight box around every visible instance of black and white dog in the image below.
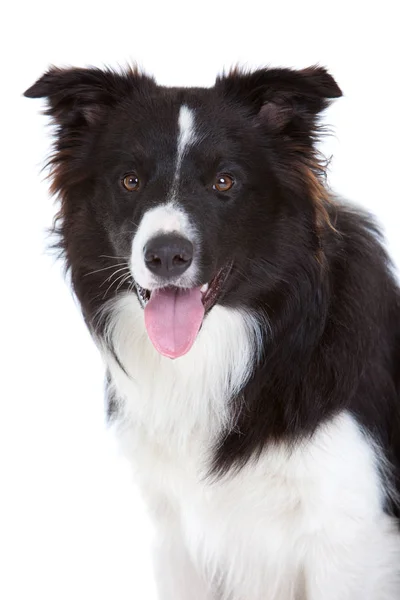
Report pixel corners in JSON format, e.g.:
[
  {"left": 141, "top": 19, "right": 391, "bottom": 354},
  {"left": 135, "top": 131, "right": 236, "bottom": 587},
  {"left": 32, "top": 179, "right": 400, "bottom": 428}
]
[{"left": 25, "top": 65, "right": 400, "bottom": 599}]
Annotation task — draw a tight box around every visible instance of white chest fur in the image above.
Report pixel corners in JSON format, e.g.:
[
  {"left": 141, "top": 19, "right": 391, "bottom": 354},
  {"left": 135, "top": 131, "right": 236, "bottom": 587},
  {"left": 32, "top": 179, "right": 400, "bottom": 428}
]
[{"left": 101, "top": 295, "right": 400, "bottom": 600}]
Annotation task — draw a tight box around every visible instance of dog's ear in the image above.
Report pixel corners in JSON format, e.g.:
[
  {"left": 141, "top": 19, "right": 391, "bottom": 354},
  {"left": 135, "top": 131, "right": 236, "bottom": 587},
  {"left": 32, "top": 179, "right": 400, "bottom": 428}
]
[
  {"left": 216, "top": 65, "right": 342, "bottom": 136},
  {"left": 24, "top": 66, "right": 149, "bottom": 128},
  {"left": 24, "top": 66, "right": 153, "bottom": 195}
]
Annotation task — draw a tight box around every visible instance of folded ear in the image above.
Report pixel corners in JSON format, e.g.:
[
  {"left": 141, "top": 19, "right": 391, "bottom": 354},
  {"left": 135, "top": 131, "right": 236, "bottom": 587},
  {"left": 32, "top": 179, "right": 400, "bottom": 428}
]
[
  {"left": 24, "top": 66, "right": 151, "bottom": 128},
  {"left": 216, "top": 65, "right": 342, "bottom": 135},
  {"left": 24, "top": 66, "right": 154, "bottom": 196}
]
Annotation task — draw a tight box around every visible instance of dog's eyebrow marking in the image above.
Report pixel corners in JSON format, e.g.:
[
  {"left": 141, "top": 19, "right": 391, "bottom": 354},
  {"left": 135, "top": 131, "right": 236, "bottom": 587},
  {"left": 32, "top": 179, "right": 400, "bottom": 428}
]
[{"left": 169, "top": 105, "right": 197, "bottom": 200}]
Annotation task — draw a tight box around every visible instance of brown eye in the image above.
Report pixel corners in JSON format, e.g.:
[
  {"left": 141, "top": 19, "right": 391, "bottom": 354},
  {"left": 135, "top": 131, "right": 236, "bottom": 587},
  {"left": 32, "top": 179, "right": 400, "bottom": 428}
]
[
  {"left": 122, "top": 173, "right": 140, "bottom": 191},
  {"left": 213, "top": 174, "right": 234, "bottom": 192}
]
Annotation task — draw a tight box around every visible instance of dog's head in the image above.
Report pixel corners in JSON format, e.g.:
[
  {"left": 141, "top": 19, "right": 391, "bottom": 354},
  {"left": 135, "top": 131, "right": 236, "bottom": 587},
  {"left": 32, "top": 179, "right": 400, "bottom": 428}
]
[{"left": 25, "top": 65, "right": 341, "bottom": 358}]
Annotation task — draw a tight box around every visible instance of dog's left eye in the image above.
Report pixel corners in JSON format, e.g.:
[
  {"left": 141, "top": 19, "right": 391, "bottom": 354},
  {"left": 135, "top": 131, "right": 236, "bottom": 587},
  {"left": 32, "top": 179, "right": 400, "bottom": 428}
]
[{"left": 213, "top": 174, "right": 234, "bottom": 192}]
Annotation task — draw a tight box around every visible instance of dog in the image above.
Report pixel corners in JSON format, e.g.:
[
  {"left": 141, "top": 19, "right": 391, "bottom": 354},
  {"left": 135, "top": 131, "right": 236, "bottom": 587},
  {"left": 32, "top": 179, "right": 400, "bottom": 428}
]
[{"left": 25, "top": 64, "right": 400, "bottom": 599}]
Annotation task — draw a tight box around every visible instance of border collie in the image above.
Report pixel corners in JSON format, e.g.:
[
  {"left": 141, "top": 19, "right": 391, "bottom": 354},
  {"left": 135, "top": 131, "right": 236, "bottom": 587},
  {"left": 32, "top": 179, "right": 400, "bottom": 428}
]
[{"left": 25, "top": 64, "right": 400, "bottom": 599}]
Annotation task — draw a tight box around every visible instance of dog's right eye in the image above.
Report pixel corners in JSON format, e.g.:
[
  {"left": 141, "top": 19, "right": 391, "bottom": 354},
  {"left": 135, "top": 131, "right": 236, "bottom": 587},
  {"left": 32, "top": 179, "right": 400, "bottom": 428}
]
[{"left": 122, "top": 173, "right": 140, "bottom": 191}]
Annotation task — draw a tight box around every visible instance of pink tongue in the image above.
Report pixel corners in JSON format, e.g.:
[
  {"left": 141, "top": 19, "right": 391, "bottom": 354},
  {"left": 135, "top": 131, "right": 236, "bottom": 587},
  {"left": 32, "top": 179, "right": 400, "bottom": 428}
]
[{"left": 144, "top": 287, "right": 205, "bottom": 359}]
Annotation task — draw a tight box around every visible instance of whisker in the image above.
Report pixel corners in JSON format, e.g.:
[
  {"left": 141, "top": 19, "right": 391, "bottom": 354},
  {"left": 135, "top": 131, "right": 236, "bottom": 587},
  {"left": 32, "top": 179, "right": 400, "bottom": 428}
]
[
  {"left": 116, "top": 273, "right": 133, "bottom": 293},
  {"left": 128, "top": 280, "right": 136, "bottom": 295},
  {"left": 101, "top": 266, "right": 130, "bottom": 287},
  {"left": 84, "top": 263, "right": 127, "bottom": 277},
  {"left": 102, "top": 271, "right": 132, "bottom": 300},
  {"left": 100, "top": 255, "right": 130, "bottom": 260}
]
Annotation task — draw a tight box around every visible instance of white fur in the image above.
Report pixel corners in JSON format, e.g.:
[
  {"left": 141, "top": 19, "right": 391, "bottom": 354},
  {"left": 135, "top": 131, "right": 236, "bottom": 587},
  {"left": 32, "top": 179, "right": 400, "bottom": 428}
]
[
  {"left": 168, "top": 105, "right": 197, "bottom": 201},
  {"left": 99, "top": 293, "right": 400, "bottom": 600},
  {"left": 177, "top": 105, "right": 197, "bottom": 158},
  {"left": 101, "top": 293, "right": 261, "bottom": 442},
  {"left": 130, "top": 203, "right": 199, "bottom": 290},
  {"left": 130, "top": 105, "right": 199, "bottom": 290}
]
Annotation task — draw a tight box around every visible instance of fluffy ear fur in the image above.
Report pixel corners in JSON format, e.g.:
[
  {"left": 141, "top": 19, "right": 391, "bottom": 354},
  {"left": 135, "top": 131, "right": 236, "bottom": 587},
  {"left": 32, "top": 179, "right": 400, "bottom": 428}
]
[
  {"left": 216, "top": 65, "right": 342, "bottom": 136},
  {"left": 217, "top": 66, "right": 342, "bottom": 236},
  {"left": 24, "top": 66, "right": 154, "bottom": 195},
  {"left": 24, "top": 65, "right": 153, "bottom": 128}
]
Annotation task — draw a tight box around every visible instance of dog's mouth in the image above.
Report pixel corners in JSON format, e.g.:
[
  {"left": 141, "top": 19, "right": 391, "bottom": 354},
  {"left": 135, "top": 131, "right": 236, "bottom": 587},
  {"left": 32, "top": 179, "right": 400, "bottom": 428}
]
[{"left": 134, "top": 263, "right": 232, "bottom": 359}]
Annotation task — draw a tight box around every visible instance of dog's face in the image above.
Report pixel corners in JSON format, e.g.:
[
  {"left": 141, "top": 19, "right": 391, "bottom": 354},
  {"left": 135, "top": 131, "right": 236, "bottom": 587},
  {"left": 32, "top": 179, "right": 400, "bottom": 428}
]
[{"left": 25, "top": 66, "right": 341, "bottom": 358}]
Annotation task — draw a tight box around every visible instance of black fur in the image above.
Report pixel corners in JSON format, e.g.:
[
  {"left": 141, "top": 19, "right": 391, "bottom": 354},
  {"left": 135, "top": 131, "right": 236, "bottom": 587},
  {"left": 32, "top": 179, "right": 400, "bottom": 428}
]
[{"left": 25, "top": 64, "right": 400, "bottom": 518}]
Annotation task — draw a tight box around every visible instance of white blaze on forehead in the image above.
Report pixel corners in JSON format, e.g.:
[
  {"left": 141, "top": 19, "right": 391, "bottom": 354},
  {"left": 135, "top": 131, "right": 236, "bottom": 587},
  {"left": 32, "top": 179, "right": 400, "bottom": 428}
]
[
  {"left": 130, "top": 105, "right": 199, "bottom": 291},
  {"left": 177, "top": 105, "right": 196, "bottom": 157},
  {"left": 169, "top": 105, "right": 197, "bottom": 199}
]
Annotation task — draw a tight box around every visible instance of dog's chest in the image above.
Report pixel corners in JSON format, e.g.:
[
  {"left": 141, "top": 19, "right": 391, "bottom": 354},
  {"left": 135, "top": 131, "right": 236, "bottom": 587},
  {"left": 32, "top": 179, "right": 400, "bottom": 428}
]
[
  {"left": 103, "top": 300, "right": 394, "bottom": 596},
  {"left": 118, "top": 402, "right": 387, "bottom": 597},
  {"left": 121, "top": 418, "right": 307, "bottom": 581}
]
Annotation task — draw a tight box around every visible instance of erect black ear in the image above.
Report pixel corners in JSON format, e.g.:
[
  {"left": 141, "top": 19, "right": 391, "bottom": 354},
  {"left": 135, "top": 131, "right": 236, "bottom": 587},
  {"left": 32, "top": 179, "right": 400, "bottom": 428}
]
[
  {"left": 216, "top": 65, "right": 342, "bottom": 133},
  {"left": 24, "top": 66, "right": 151, "bottom": 128}
]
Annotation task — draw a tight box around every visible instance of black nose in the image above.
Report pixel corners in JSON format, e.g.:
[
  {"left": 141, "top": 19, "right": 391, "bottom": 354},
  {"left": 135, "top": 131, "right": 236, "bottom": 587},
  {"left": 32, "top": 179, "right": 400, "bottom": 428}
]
[{"left": 144, "top": 234, "right": 193, "bottom": 278}]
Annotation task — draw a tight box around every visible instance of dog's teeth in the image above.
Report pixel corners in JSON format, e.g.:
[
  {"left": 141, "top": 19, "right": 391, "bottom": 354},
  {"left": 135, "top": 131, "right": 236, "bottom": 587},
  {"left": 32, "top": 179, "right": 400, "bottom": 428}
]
[{"left": 201, "top": 283, "right": 209, "bottom": 293}]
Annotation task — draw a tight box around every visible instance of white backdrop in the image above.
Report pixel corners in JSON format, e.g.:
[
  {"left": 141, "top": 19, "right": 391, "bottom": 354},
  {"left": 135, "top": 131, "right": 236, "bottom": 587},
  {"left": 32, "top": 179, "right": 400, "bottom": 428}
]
[{"left": 1, "top": 1, "right": 399, "bottom": 599}]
